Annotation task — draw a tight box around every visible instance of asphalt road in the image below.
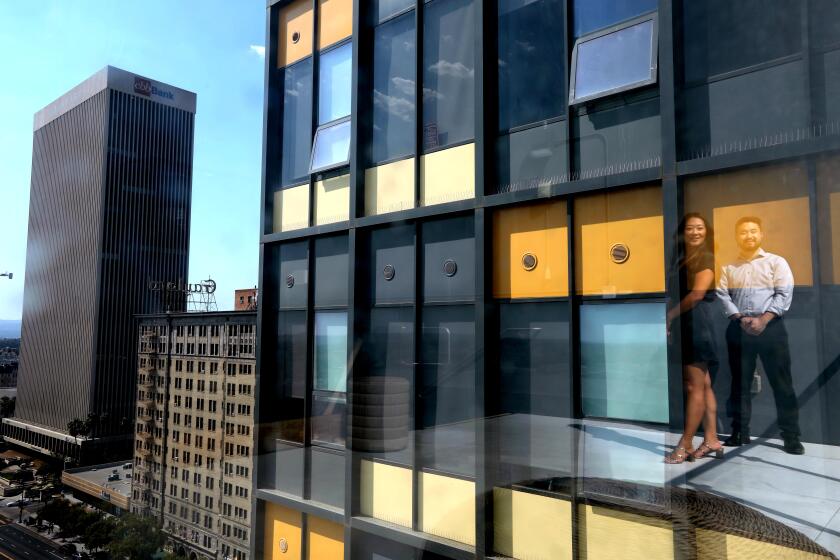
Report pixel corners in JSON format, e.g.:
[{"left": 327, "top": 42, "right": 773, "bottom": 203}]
[{"left": 0, "top": 522, "right": 70, "bottom": 560}]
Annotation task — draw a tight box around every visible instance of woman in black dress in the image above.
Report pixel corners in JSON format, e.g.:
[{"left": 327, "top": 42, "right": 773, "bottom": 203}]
[{"left": 665, "top": 213, "right": 723, "bottom": 463}]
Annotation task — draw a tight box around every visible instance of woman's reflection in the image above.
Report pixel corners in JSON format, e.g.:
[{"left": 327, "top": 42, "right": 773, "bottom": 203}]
[{"left": 666, "top": 213, "right": 723, "bottom": 463}]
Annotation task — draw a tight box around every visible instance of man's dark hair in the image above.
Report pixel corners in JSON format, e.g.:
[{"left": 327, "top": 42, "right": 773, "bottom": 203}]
[{"left": 735, "top": 216, "right": 762, "bottom": 231}]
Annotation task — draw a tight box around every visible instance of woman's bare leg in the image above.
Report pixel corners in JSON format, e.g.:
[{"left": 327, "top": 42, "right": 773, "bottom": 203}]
[
  {"left": 701, "top": 371, "right": 721, "bottom": 445},
  {"left": 667, "top": 363, "right": 707, "bottom": 460}
]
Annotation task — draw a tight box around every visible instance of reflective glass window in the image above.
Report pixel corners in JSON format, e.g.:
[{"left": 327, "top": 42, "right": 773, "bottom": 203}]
[
  {"left": 372, "top": 12, "right": 416, "bottom": 165},
  {"left": 418, "top": 305, "right": 475, "bottom": 476},
  {"left": 422, "top": 0, "right": 475, "bottom": 151},
  {"left": 281, "top": 58, "right": 313, "bottom": 186},
  {"left": 318, "top": 42, "right": 353, "bottom": 124},
  {"left": 580, "top": 302, "right": 669, "bottom": 423},
  {"left": 496, "top": 120, "right": 568, "bottom": 193},
  {"left": 681, "top": 0, "right": 800, "bottom": 83},
  {"left": 314, "top": 235, "right": 349, "bottom": 308},
  {"left": 572, "top": 0, "right": 656, "bottom": 37},
  {"left": 310, "top": 119, "right": 351, "bottom": 173},
  {"left": 570, "top": 17, "right": 656, "bottom": 105},
  {"left": 374, "top": 0, "right": 415, "bottom": 22},
  {"left": 276, "top": 310, "right": 308, "bottom": 443},
  {"left": 498, "top": 0, "right": 565, "bottom": 130},
  {"left": 314, "top": 311, "right": 348, "bottom": 393},
  {"left": 312, "top": 393, "right": 346, "bottom": 446}
]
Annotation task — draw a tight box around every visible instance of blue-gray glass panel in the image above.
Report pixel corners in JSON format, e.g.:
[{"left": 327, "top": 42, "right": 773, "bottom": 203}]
[
  {"left": 573, "top": 19, "right": 655, "bottom": 102},
  {"left": 314, "top": 311, "right": 348, "bottom": 392},
  {"left": 312, "top": 393, "right": 347, "bottom": 446},
  {"left": 422, "top": 215, "right": 475, "bottom": 303},
  {"left": 496, "top": 120, "right": 568, "bottom": 193},
  {"left": 278, "top": 241, "right": 308, "bottom": 310},
  {"left": 311, "top": 119, "right": 351, "bottom": 172},
  {"left": 572, "top": 0, "right": 656, "bottom": 37},
  {"left": 498, "top": 0, "right": 565, "bottom": 130},
  {"left": 422, "top": 0, "right": 475, "bottom": 151},
  {"left": 374, "top": 0, "right": 415, "bottom": 23},
  {"left": 314, "top": 235, "right": 349, "bottom": 307},
  {"left": 310, "top": 447, "right": 346, "bottom": 508},
  {"left": 281, "top": 59, "right": 313, "bottom": 186},
  {"left": 372, "top": 12, "right": 416, "bottom": 164},
  {"left": 682, "top": 0, "right": 800, "bottom": 83},
  {"left": 580, "top": 302, "right": 669, "bottom": 423},
  {"left": 318, "top": 42, "right": 353, "bottom": 124}
]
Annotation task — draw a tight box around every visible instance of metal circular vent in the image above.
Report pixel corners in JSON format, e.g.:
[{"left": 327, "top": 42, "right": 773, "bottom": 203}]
[
  {"left": 291, "top": 31, "right": 301, "bottom": 44},
  {"left": 383, "top": 264, "right": 396, "bottom": 281},
  {"left": 522, "top": 252, "right": 538, "bottom": 271},
  {"left": 610, "top": 243, "right": 630, "bottom": 264},
  {"left": 285, "top": 274, "right": 295, "bottom": 288},
  {"left": 279, "top": 537, "right": 288, "bottom": 553},
  {"left": 443, "top": 259, "right": 458, "bottom": 277}
]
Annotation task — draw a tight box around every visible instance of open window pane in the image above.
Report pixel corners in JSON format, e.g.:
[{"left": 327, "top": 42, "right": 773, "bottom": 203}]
[
  {"left": 570, "top": 17, "right": 656, "bottom": 105},
  {"left": 314, "top": 311, "right": 348, "bottom": 392},
  {"left": 318, "top": 42, "right": 352, "bottom": 124},
  {"left": 580, "top": 302, "right": 668, "bottom": 423},
  {"left": 281, "top": 58, "right": 313, "bottom": 186},
  {"left": 310, "top": 119, "right": 351, "bottom": 173}
]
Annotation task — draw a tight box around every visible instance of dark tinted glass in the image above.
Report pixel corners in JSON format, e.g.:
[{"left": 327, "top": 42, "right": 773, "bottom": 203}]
[
  {"left": 309, "top": 448, "right": 345, "bottom": 508},
  {"left": 312, "top": 393, "right": 346, "bottom": 446},
  {"left": 314, "top": 235, "right": 349, "bottom": 307},
  {"left": 374, "top": 0, "right": 415, "bottom": 22},
  {"left": 370, "top": 224, "right": 415, "bottom": 305},
  {"left": 422, "top": 0, "right": 475, "bottom": 151},
  {"left": 496, "top": 120, "right": 568, "bottom": 193},
  {"left": 498, "top": 0, "right": 565, "bottom": 130},
  {"left": 422, "top": 215, "right": 475, "bottom": 303},
  {"left": 280, "top": 58, "right": 313, "bottom": 186},
  {"left": 572, "top": 0, "right": 656, "bottom": 37},
  {"left": 682, "top": 0, "right": 800, "bottom": 83},
  {"left": 278, "top": 241, "right": 308, "bottom": 310},
  {"left": 499, "top": 302, "right": 571, "bottom": 417},
  {"left": 810, "top": 0, "right": 840, "bottom": 49},
  {"left": 276, "top": 310, "right": 307, "bottom": 443},
  {"left": 572, "top": 18, "right": 655, "bottom": 103},
  {"left": 372, "top": 12, "right": 416, "bottom": 164},
  {"left": 418, "top": 304, "right": 475, "bottom": 476}
]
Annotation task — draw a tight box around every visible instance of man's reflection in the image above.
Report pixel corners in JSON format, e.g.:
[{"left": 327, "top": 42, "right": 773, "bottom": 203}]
[
  {"left": 717, "top": 216, "right": 804, "bottom": 454},
  {"left": 666, "top": 213, "right": 722, "bottom": 463}
]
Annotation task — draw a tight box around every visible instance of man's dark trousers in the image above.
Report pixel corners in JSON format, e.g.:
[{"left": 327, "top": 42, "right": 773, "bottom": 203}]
[{"left": 725, "top": 318, "right": 800, "bottom": 438}]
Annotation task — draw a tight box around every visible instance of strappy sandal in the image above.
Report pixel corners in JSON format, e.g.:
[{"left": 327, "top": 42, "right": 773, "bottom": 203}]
[
  {"left": 692, "top": 441, "right": 724, "bottom": 460},
  {"left": 665, "top": 446, "right": 696, "bottom": 464}
]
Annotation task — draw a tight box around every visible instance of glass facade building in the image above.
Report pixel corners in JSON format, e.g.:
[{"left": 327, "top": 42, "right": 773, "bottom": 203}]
[{"left": 256, "top": 1, "right": 840, "bottom": 558}]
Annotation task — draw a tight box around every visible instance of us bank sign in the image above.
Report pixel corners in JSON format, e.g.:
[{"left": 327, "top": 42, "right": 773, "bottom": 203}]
[{"left": 134, "top": 76, "right": 175, "bottom": 101}]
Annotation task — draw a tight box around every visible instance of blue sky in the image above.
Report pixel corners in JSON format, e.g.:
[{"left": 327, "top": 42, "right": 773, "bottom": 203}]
[{"left": 0, "top": 1, "right": 266, "bottom": 320}]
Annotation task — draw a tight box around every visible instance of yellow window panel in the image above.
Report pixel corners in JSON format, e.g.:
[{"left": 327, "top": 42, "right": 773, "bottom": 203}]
[
  {"left": 306, "top": 515, "right": 344, "bottom": 560},
  {"left": 359, "top": 459, "right": 413, "bottom": 528},
  {"left": 264, "top": 502, "right": 302, "bottom": 560},
  {"left": 494, "top": 488, "right": 573, "bottom": 560},
  {"left": 419, "top": 471, "right": 475, "bottom": 546},
  {"left": 278, "top": 0, "right": 313, "bottom": 68},
  {"left": 579, "top": 504, "right": 674, "bottom": 560},
  {"left": 318, "top": 0, "right": 352, "bottom": 50},
  {"left": 420, "top": 143, "right": 476, "bottom": 207},
  {"left": 274, "top": 184, "right": 310, "bottom": 233},
  {"left": 575, "top": 184, "right": 665, "bottom": 296},
  {"left": 493, "top": 200, "right": 569, "bottom": 299},
  {"left": 315, "top": 174, "right": 350, "bottom": 226},
  {"left": 365, "top": 158, "right": 415, "bottom": 216}
]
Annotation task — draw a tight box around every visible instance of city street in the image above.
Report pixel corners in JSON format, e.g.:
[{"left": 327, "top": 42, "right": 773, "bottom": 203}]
[{"left": 0, "top": 520, "right": 70, "bottom": 560}]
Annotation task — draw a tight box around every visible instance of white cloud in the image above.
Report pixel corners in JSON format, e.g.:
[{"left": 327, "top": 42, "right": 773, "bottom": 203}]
[
  {"left": 249, "top": 45, "right": 266, "bottom": 58},
  {"left": 428, "top": 60, "right": 474, "bottom": 79}
]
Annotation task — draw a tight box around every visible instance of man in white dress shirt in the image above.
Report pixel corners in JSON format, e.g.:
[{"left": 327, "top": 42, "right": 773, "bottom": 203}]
[{"left": 716, "top": 216, "right": 803, "bottom": 454}]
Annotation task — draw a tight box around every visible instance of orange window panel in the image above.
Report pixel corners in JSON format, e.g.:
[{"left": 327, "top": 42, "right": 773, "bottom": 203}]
[
  {"left": 306, "top": 515, "right": 344, "bottom": 560},
  {"left": 264, "top": 503, "right": 302, "bottom": 560},
  {"left": 279, "top": 0, "right": 313, "bottom": 68},
  {"left": 575, "top": 184, "right": 665, "bottom": 296},
  {"left": 318, "top": 0, "right": 352, "bottom": 50},
  {"left": 493, "top": 200, "right": 569, "bottom": 299},
  {"left": 685, "top": 162, "right": 812, "bottom": 287}
]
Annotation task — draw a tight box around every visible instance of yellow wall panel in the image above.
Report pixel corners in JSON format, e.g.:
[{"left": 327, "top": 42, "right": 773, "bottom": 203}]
[
  {"left": 420, "top": 143, "right": 476, "bottom": 207},
  {"left": 274, "top": 184, "right": 310, "bottom": 233},
  {"left": 493, "top": 200, "right": 569, "bottom": 299},
  {"left": 365, "top": 158, "right": 415, "bottom": 216},
  {"left": 278, "top": 0, "right": 313, "bottom": 68},
  {"left": 831, "top": 192, "right": 840, "bottom": 285},
  {"left": 315, "top": 174, "right": 350, "bottom": 226},
  {"left": 419, "top": 472, "right": 475, "bottom": 545},
  {"left": 306, "top": 515, "right": 344, "bottom": 560},
  {"left": 318, "top": 0, "right": 352, "bottom": 50},
  {"left": 493, "top": 488, "right": 573, "bottom": 560},
  {"left": 696, "top": 529, "right": 830, "bottom": 560},
  {"left": 575, "top": 184, "right": 664, "bottom": 296},
  {"left": 579, "top": 504, "right": 674, "bottom": 560},
  {"left": 816, "top": 157, "right": 840, "bottom": 284},
  {"left": 685, "top": 163, "right": 812, "bottom": 287},
  {"left": 359, "top": 460, "right": 413, "bottom": 528},
  {"left": 264, "top": 502, "right": 303, "bottom": 560}
]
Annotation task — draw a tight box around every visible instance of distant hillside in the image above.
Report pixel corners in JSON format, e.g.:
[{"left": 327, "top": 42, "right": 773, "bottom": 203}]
[{"left": 0, "top": 320, "right": 21, "bottom": 339}]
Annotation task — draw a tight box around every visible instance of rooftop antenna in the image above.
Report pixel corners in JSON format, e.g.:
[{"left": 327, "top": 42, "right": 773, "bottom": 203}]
[
  {"left": 187, "top": 276, "right": 218, "bottom": 312},
  {"left": 0, "top": 272, "right": 12, "bottom": 280}
]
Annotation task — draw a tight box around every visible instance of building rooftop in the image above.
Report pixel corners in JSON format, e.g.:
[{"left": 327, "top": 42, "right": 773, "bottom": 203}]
[
  {"left": 62, "top": 461, "right": 132, "bottom": 511},
  {"left": 34, "top": 65, "right": 197, "bottom": 131}
]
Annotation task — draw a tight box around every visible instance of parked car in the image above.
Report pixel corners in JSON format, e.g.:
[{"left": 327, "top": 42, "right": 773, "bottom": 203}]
[{"left": 106, "top": 473, "right": 120, "bottom": 482}]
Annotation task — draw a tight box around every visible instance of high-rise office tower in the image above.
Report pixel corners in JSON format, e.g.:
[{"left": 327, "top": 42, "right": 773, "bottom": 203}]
[{"left": 4, "top": 66, "right": 196, "bottom": 464}]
